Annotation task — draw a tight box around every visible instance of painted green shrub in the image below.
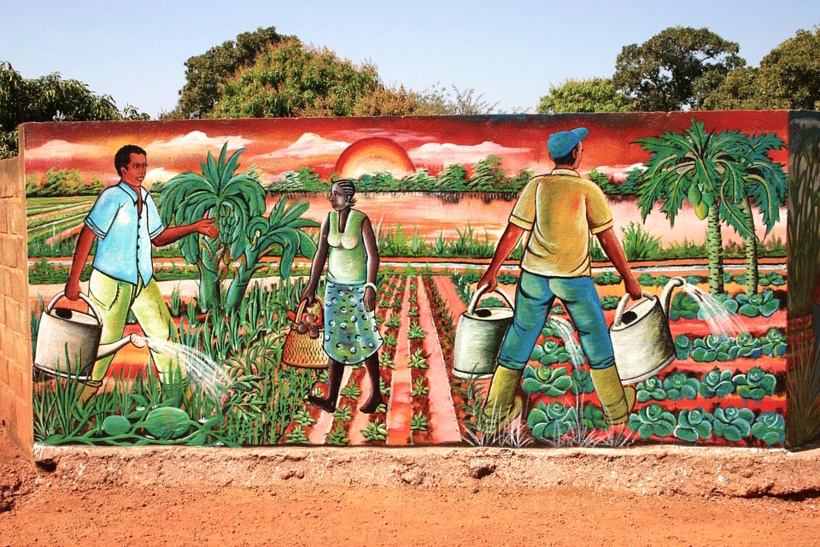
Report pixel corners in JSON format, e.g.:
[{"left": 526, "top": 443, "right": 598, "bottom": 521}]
[
  {"left": 570, "top": 369, "right": 595, "bottom": 395},
  {"left": 530, "top": 340, "right": 572, "bottom": 365},
  {"left": 760, "top": 328, "right": 787, "bottom": 357},
  {"left": 734, "top": 367, "right": 777, "bottom": 400},
  {"left": 522, "top": 366, "right": 573, "bottom": 397},
  {"left": 582, "top": 405, "right": 608, "bottom": 431},
  {"left": 674, "top": 409, "right": 713, "bottom": 442},
  {"left": 527, "top": 402, "right": 578, "bottom": 441},
  {"left": 751, "top": 412, "right": 785, "bottom": 446},
  {"left": 699, "top": 368, "right": 736, "bottom": 398},
  {"left": 736, "top": 289, "right": 780, "bottom": 318},
  {"left": 713, "top": 407, "right": 755, "bottom": 441},
  {"left": 637, "top": 377, "right": 666, "bottom": 403},
  {"left": 674, "top": 335, "right": 692, "bottom": 360},
  {"left": 628, "top": 404, "right": 676, "bottom": 439},
  {"left": 663, "top": 372, "right": 700, "bottom": 400}
]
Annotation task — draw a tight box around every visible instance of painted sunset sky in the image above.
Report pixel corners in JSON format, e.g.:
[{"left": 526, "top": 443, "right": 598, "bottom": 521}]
[{"left": 22, "top": 111, "right": 790, "bottom": 189}]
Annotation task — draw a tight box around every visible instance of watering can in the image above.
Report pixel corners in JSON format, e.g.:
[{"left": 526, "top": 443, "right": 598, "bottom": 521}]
[
  {"left": 610, "top": 276, "right": 686, "bottom": 384},
  {"left": 453, "top": 283, "right": 514, "bottom": 379},
  {"left": 34, "top": 291, "right": 145, "bottom": 381}
]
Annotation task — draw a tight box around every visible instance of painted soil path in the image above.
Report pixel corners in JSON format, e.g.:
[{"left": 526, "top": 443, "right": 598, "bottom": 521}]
[
  {"left": 385, "top": 280, "right": 413, "bottom": 446},
  {"left": 415, "top": 276, "right": 461, "bottom": 443}
]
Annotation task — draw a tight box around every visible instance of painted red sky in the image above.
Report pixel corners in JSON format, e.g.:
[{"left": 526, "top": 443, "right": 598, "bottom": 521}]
[{"left": 21, "top": 111, "right": 791, "bottom": 188}]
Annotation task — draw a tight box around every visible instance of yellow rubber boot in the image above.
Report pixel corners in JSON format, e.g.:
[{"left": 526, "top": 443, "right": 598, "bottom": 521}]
[
  {"left": 590, "top": 366, "right": 635, "bottom": 425},
  {"left": 481, "top": 366, "right": 523, "bottom": 433}
]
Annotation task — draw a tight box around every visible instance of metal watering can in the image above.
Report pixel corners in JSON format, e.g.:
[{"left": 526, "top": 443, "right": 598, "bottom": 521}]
[
  {"left": 610, "top": 276, "right": 686, "bottom": 384},
  {"left": 34, "top": 292, "right": 145, "bottom": 381},
  {"left": 453, "top": 283, "right": 514, "bottom": 379}
]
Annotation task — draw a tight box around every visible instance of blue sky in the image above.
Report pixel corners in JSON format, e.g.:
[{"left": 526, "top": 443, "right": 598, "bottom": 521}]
[{"left": 1, "top": 0, "right": 817, "bottom": 117}]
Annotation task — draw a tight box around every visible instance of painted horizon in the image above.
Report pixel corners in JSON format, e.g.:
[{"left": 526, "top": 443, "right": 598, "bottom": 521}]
[{"left": 22, "top": 111, "right": 790, "bottom": 189}]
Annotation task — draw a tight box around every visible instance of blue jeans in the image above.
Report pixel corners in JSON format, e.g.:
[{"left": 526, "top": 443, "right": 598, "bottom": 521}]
[{"left": 498, "top": 271, "right": 615, "bottom": 371}]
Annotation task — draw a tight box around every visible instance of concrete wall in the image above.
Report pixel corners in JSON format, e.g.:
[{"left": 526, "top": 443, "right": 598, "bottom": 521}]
[{"left": 0, "top": 151, "right": 33, "bottom": 459}]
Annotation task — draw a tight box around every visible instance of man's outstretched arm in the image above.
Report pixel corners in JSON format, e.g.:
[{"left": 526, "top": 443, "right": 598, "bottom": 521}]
[{"left": 152, "top": 216, "right": 218, "bottom": 247}]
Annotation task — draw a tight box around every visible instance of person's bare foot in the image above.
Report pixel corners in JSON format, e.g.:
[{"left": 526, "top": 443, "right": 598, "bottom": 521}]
[
  {"left": 359, "top": 393, "right": 383, "bottom": 414},
  {"left": 308, "top": 394, "right": 336, "bottom": 413}
]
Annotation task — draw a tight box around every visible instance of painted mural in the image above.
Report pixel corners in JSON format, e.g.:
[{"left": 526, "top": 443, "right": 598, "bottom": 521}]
[{"left": 22, "top": 112, "right": 816, "bottom": 449}]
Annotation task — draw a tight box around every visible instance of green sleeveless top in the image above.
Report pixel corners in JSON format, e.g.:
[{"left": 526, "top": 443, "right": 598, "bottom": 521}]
[{"left": 327, "top": 209, "right": 367, "bottom": 284}]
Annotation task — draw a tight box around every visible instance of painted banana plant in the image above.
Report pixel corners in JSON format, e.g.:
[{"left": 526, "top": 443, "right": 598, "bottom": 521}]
[
  {"left": 160, "top": 142, "right": 317, "bottom": 316},
  {"left": 223, "top": 197, "right": 318, "bottom": 313}
]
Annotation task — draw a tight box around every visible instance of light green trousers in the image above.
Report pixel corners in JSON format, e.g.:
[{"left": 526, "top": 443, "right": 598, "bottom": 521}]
[{"left": 87, "top": 269, "right": 182, "bottom": 384}]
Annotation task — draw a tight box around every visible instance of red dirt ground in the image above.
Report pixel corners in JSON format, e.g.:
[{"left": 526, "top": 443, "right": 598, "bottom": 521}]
[{"left": 2, "top": 427, "right": 819, "bottom": 547}]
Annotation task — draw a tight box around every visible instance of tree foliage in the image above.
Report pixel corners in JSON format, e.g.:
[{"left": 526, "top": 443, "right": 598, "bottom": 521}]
[
  {"left": 704, "top": 28, "right": 819, "bottom": 110},
  {"left": 0, "top": 62, "right": 145, "bottom": 158},
  {"left": 211, "top": 38, "right": 423, "bottom": 118},
  {"left": 170, "top": 26, "right": 291, "bottom": 119},
  {"left": 537, "top": 78, "right": 632, "bottom": 114},
  {"left": 613, "top": 27, "right": 745, "bottom": 111}
]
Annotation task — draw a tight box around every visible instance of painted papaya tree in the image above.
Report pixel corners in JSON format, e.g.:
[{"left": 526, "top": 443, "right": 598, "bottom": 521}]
[
  {"left": 637, "top": 119, "right": 785, "bottom": 295},
  {"left": 737, "top": 134, "right": 787, "bottom": 295},
  {"left": 159, "top": 142, "right": 318, "bottom": 316}
]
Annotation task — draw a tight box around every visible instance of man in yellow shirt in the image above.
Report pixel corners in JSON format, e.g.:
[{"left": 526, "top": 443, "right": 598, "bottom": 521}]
[{"left": 477, "top": 127, "right": 642, "bottom": 432}]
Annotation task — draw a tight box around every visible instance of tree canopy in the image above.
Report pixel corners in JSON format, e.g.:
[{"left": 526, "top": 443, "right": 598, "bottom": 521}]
[
  {"left": 704, "top": 28, "right": 819, "bottom": 110},
  {"left": 171, "top": 26, "right": 292, "bottom": 119},
  {"left": 536, "top": 78, "right": 633, "bottom": 114},
  {"left": 211, "top": 38, "right": 423, "bottom": 118},
  {"left": 0, "top": 62, "right": 147, "bottom": 159},
  {"left": 613, "top": 27, "right": 745, "bottom": 111}
]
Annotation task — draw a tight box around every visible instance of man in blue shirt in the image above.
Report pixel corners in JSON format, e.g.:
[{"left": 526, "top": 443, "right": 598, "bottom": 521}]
[{"left": 65, "top": 144, "right": 217, "bottom": 403}]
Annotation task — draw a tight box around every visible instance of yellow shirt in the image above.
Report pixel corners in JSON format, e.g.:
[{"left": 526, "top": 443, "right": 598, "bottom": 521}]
[{"left": 510, "top": 169, "right": 613, "bottom": 278}]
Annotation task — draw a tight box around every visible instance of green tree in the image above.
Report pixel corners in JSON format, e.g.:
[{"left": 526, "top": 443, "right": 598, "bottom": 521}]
[
  {"left": 437, "top": 164, "right": 468, "bottom": 190},
  {"left": 537, "top": 78, "right": 633, "bottom": 113},
  {"left": 613, "top": 27, "right": 745, "bottom": 111},
  {"left": 211, "top": 39, "right": 419, "bottom": 119},
  {"left": 587, "top": 167, "right": 616, "bottom": 194},
  {"left": 404, "top": 168, "right": 437, "bottom": 190},
  {"left": 469, "top": 156, "right": 504, "bottom": 189},
  {"left": 415, "top": 83, "right": 499, "bottom": 115},
  {"left": 159, "top": 143, "right": 317, "bottom": 315},
  {"left": 171, "top": 27, "right": 291, "bottom": 119},
  {"left": 736, "top": 134, "right": 787, "bottom": 294},
  {"left": 705, "top": 28, "right": 819, "bottom": 110},
  {"left": 1, "top": 62, "right": 143, "bottom": 158},
  {"left": 636, "top": 120, "right": 752, "bottom": 293}
]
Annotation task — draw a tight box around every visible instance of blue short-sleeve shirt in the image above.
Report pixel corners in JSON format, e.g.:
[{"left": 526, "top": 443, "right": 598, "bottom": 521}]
[{"left": 85, "top": 182, "right": 164, "bottom": 285}]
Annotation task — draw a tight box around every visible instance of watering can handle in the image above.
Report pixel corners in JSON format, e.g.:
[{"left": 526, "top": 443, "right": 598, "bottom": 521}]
[
  {"left": 613, "top": 291, "right": 655, "bottom": 326},
  {"left": 468, "top": 283, "right": 514, "bottom": 315},
  {"left": 46, "top": 291, "right": 103, "bottom": 323}
]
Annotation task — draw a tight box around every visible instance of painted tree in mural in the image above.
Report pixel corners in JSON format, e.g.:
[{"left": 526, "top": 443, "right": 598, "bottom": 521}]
[
  {"left": 638, "top": 121, "right": 747, "bottom": 294},
  {"left": 159, "top": 143, "right": 318, "bottom": 315},
  {"left": 637, "top": 120, "right": 786, "bottom": 295},
  {"left": 736, "top": 134, "right": 787, "bottom": 295}
]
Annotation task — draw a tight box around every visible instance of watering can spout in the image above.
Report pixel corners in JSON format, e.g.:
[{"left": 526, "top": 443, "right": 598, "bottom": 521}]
[
  {"left": 96, "top": 334, "right": 145, "bottom": 360},
  {"left": 660, "top": 276, "right": 687, "bottom": 316}
]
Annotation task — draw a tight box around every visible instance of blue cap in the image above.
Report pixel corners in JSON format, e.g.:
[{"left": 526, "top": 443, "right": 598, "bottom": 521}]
[{"left": 547, "top": 127, "right": 590, "bottom": 159}]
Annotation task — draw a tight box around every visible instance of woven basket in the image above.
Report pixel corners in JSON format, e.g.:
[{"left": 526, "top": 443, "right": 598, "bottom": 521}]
[{"left": 281, "top": 298, "right": 327, "bottom": 369}]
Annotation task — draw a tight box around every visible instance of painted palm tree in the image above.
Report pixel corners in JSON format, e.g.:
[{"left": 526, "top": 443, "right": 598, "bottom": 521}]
[
  {"left": 737, "top": 133, "right": 787, "bottom": 295},
  {"left": 637, "top": 120, "right": 752, "bottom": 294},
  {"left": 160, "top": 143, "right": 317, "bottom": 316}
]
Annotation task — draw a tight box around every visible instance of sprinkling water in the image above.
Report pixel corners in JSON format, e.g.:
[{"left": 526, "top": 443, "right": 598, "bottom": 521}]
[
  {"left": 678, "top": 283, "right": 747, "bottom": 337},
  {"left": 141, "top": 337, "right": 231, "bottom": 399},
  {"left": 546, "top": 317, "right": 585, "bottom": 367}
]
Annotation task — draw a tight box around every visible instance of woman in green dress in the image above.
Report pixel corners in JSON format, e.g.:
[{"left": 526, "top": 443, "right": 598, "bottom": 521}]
[{"left": 301, "top": 179, "right": 384, "bottom": 413}]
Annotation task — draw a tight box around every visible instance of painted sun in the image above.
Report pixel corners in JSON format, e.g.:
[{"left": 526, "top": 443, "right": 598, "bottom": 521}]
[{"left": 334, "top": 137, "right": 415, "bottom": 179}]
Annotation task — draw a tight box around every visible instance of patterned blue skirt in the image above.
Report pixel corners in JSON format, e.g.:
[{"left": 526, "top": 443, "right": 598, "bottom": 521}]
[{"left": 323, "top": 282, "right": 383, "bottom": 364}]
